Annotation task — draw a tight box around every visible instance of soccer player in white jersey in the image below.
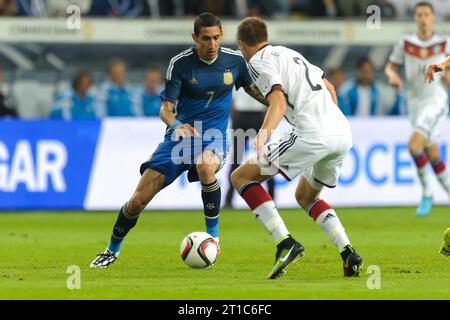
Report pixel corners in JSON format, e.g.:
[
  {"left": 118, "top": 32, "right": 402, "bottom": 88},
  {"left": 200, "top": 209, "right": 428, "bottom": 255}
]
[
  {"left": 231, "top": 17, "right": 363, "bottom": 279},
  {"left": 425, "top": 60, "right": 450, "bottom": 257},
  {"left": 385, "top": 2, "right": 450, "bottom": 217}
]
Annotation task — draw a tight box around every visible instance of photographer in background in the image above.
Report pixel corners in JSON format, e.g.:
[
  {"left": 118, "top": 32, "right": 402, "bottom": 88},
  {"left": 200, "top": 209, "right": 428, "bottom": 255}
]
[{"left": 0, "top": 69, "right": 17, "bottom": 118}]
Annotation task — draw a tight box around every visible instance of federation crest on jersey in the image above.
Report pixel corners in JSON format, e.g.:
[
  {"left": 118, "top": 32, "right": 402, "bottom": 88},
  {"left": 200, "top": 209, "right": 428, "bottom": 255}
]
[
  {"left": 223, "top": 70, "right": 233, "bottom": 85},
  {"left": 419, "top": 48, "right": 428, "bottom": 58}
]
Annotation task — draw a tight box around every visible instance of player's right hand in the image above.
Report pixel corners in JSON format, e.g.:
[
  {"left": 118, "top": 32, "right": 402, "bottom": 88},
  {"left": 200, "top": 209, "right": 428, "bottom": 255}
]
[
  {"left": 388, "top": 74, "right": 403, "bottom": 90},
  {"left": 424, "top": 63, "right": 444, "bottom": 83},
  {"left": 174, "top": 124, "right": 199, "bottom": 141}
]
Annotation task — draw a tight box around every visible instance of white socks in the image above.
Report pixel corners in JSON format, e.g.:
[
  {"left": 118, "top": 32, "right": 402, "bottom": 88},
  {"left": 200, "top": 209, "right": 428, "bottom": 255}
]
[
  {"left": 314, "top": 209, "right": 350, "bottom": 251},
  {"left": 252, "top": 201, "right": 290, "bottom": 243}
]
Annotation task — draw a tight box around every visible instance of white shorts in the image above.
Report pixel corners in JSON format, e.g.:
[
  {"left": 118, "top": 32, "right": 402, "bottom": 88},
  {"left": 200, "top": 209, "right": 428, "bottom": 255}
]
[
  {"left": 409, "top": 103, "right": 448, "bottom": 145},
  {"left": 256, "top": 130, "right": 352, "bottom": 190}
]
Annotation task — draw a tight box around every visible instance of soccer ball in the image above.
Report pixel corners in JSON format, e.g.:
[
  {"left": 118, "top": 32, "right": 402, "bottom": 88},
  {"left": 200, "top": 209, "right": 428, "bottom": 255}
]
[{"left": 180, "top": 232, "right": 218, "bottom": 269}]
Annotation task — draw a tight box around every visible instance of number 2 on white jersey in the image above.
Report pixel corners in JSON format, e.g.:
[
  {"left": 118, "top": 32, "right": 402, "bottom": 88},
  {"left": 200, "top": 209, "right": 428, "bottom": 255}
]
[{"left": 293, "top": 57, "right": 322, "bottom": 91}]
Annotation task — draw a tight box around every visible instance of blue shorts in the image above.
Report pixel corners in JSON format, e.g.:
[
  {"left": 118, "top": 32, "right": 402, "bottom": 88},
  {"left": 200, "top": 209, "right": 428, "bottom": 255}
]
[{"left": 140, "top": 134, "right": 227, "bottom": 188}]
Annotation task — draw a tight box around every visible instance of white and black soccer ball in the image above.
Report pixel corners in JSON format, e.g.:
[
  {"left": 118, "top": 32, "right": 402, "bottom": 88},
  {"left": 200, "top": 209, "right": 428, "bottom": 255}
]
[{"left": 180, "top": 232, "right": 218, "bottom": 269}]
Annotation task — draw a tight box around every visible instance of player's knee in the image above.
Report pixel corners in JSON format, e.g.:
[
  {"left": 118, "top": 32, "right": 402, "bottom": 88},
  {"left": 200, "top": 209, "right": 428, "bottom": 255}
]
[
  {"left": 196, "top": 165, "right": 216, "bottom": 184},
  {"left": 408, "top": 135, "right": 425, "bottom": 154},
  {"left": 230, "top": 168, "right": 242, "bottom": 189},
  {"left": 295, "top": 186, "right": 317, "bottom": 210},
  {"left": 408, "top": 140, "right": 420, "bottom": 154},
  {"left": 295, "top": 191, "right": 309, "bottom": 210},
  {"left": 128, "top": 193, "right": 150, "bottom": 215},
  {"left": 425, "top": 153, "right": 439, "bottom": 163}
]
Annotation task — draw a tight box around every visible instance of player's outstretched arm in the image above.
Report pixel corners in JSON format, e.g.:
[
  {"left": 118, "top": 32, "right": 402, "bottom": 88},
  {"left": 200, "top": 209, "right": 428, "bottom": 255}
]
[
  {"left": 425, "top": 55, "right": 450, "bottom": 83},
  {"left": 251, "top": 88, "right": 286, "bottom": 159},
  {"left": 244, "top": 84, "right": 269, "bottom": 106},
  {"left": 384, "top": 62, "right": 403, "bottom": 90},
  {"left": 159, "top": 100, "right": 198, "bottom": 139}
]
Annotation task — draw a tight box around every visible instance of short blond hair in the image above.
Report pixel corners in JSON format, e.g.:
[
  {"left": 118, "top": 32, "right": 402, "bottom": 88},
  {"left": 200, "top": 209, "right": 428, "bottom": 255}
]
[{"left": 237, "top": 17, "right": 268, "bottom": 47}]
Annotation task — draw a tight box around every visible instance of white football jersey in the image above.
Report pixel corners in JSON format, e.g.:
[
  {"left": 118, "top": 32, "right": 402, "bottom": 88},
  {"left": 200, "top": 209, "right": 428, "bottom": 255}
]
[
  {"left": 248, "top": 45, "right": 350, "bottom": 137},
  {"left": 389, "top": 33, "right": 450, "bottom": 106}
]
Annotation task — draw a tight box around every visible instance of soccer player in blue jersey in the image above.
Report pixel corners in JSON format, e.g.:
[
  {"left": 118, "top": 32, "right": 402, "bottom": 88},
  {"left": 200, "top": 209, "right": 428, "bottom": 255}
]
[{"left": 91, "top": 12, "right": 267, "bottom": 268}]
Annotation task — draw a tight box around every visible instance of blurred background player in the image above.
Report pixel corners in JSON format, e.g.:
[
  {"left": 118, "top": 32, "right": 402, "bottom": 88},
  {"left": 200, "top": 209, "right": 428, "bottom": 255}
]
[
  {"left": 231, "top": 17, "right": 362, "bottom": 279},
  {"left": 90, "top": 12, "right": 268, "bottom": 268},
  {"left": 425, "top": 56, "right": 450, "bottom": 257},
  {"left": 0, "top": 68, "right": 17, "bottom": 118},
  {"left": 341, "top": 57, "right": 402, "bottom": 116},
  {"left": 132, "top": 68, "right": 164, "bottom": 117},
  {"left": 225, "top": 87, "right": 275, "bottom": 208},
  {"left": 385, "top": 2, "right": 450, "bottom": 217},
  {"left": 327, "top": 68, "right": 347, "bottom": 111},
  {"left": 96, "top": 58, "right": 136, "bottom": 117},
  {"left": 50, "top": 71, "right": 97, "bottom": 120}
]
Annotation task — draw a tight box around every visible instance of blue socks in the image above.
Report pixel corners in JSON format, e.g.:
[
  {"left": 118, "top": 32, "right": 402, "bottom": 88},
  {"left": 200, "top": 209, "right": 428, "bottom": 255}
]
[
  {"left": 201, "top": 180, "right": 221, "bottom": 240},
  {"left": 107, "top": 204, "right": 140, "bottom": 253}
]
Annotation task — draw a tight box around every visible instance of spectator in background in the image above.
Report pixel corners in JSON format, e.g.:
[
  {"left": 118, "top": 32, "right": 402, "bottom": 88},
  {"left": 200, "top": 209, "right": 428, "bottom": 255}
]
[
  {"left": 387, "top": 0, "right": 410, "bottom": 19},
  {"left": 140, "top": 0, "right": 177, "bottom": 17},
  {"left": 88, "top": 0, "right": 144, "bottom": 17},
  {"left": 0, "top": 0, "right": 17, "bottom": 16},
  {"left": 341, "top": 57, "right": 402, "bottom": 116},
  {"left": 47, "top": 0, "right": 92, "bottom": 17},
  {"left": 336, "top": 0, "right": 371, "bottom": 16},
  {"left": 15, "top": 0, "right": 47, "bottom": 16},
  {"left": 96, "top": 59, "right": 136, "bottom": 117},
  {"left": 309, "top": 0, "right": 338, "bottom": 17},
  {"left": 108, "top": 0, "right": 143, "bottom": 17},
  {"left": 15, "top": 0, "right": 92, "bottom": 17},
  {"left": 371, "top": 0, "right": 397, "bottom": 18},
  {"left": 328, "top": 68, "right": 347, "bottom": 110},
  {"left": 183, "top": 0, "right": 236, "bottom": 16},
  {"left": 132, "top": 68, "right": 163, "bottom": 117},
  {"left": 0, "top": 69, "right": 17, "bottom": 117},
  {"left": 50, "top": 71, "right": 97, "bottom": 120},
  {"left": 289, "top": 0, "right": 309, "bottom": 17},
  {"left": 246, "top": 0, "right": 271, "bottom": 17},
  {"left": 88, "top": 0, "right": 111, "bottom": 16}
]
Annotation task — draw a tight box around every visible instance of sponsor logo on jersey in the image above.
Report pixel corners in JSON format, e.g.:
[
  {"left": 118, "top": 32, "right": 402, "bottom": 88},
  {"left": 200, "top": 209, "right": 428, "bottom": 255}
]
[{"left": 190, "top": 76, "right": 198, "bottom": 84}]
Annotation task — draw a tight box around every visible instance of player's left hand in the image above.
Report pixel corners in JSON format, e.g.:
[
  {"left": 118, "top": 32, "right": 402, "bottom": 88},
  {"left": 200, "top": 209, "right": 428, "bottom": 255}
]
[
  {"left": 251, "top": 130, "right": 269, "bottom": 160},
  {"left": 425, "top": 63, "right": 444, "bottom": 83}
]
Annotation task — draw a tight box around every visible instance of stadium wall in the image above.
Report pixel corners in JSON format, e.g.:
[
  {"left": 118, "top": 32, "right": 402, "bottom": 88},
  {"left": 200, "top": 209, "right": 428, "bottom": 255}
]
[{"left": 0, "top": 118, "right": 449, "bottom": 210}]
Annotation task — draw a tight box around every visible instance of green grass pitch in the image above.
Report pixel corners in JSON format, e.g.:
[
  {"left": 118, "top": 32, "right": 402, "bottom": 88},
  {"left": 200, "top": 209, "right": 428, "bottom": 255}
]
[{"left": 0, "top": 207, "right": 448, "bottom": 300}]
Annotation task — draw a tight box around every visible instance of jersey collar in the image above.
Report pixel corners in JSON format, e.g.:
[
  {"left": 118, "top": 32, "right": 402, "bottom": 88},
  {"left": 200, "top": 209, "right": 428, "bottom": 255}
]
[
  {"left": 257, "top": 43, "right": 270, "bottom": 53},
  {"left": 195, "top": 46, "right": 221, "bottom": 65}
]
